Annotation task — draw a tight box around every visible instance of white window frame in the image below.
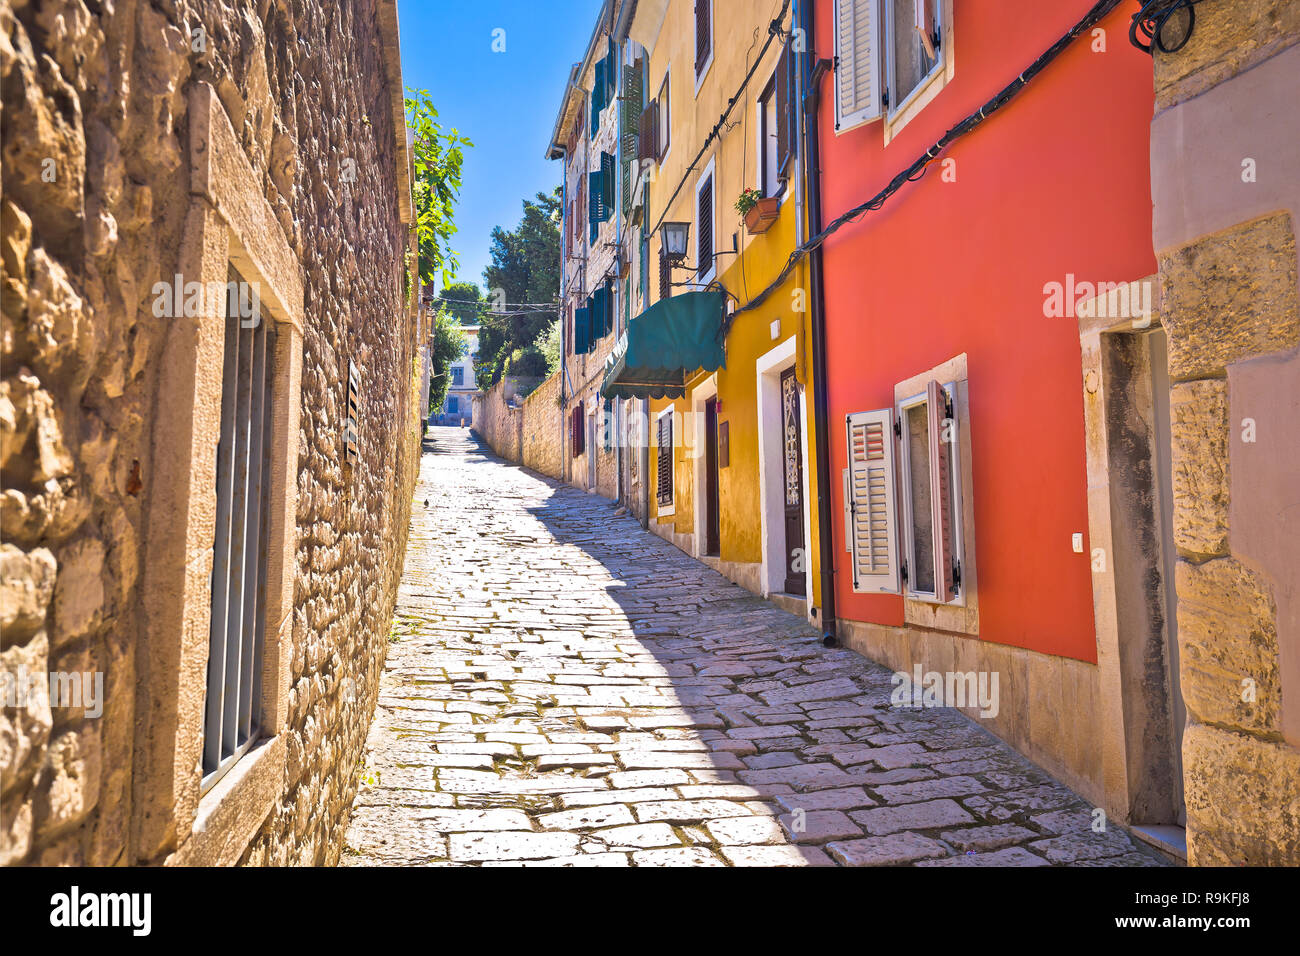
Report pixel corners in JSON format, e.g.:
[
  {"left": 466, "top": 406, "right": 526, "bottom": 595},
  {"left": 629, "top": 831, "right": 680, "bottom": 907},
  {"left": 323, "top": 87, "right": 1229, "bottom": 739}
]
[
  {"left": 831, "top": 0, "right": 955, "bottom": 140},
  {"left": 883, "top": 0, "right": 954, "bottom": 143},
  {"left": 694, "top": 0, "right": 714, "bottom": 96},
  {"left": 655, "top": 405, "right": 676, "bottom": 516},
  {"left": 895, "top": 380, "right": 964, "bottom": 607},
  {"left": 693, "top": 155, "right": 717, "bottom": 288}
]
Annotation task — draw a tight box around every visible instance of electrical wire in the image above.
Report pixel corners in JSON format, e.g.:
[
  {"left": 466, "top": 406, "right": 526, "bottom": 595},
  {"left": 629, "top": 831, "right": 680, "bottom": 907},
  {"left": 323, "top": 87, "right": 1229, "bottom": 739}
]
[
  {"left": 648, "top": 0, "right": 794, "bottom": 240},
  {"left": 725, "top": 0, "right": 1124, "bottom": 329}
]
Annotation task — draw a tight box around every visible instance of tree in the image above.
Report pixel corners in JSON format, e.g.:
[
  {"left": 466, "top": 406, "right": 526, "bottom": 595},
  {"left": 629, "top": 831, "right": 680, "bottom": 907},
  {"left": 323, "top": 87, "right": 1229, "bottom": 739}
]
[
  {"left": 538, "top": 317, "right": 561, "bottom": 376},
  {"left": 436, "top": 280, "right": 487, "bottom": 326},
  {"left": 475, "top": 188, "right": 563, "bottom": 387},
  {"left": 405, "top": 89, "right": 472, "bottom": 287},
  {"left": 428, "top": 309, "right": 468, "bottom": 415}
]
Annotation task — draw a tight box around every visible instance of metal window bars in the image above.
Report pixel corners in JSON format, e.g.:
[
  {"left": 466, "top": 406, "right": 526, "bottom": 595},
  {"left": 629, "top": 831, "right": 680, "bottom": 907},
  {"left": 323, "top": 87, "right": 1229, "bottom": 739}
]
[{"left": 202, "top": 266, "right": 275, "bottom": 792}]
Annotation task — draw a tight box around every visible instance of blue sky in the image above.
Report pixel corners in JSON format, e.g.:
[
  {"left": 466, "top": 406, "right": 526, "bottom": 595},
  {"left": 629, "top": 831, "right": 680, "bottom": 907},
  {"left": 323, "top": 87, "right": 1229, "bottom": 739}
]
[{"left": 398, "top": 0, "right": 603, "bottom": 291}]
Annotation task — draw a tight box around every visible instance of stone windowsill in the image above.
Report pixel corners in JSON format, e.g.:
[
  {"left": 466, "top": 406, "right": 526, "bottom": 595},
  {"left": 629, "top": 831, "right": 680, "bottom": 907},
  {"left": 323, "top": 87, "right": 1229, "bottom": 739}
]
[{"left": 169, "top": 734, "right": 286, "bottom": 866}]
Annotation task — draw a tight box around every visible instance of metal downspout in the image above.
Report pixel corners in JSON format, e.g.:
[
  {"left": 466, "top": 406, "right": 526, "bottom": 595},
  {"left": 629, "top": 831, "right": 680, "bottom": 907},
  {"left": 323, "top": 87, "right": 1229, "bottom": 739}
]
[{"left": 799, "top": 0, "right": 838, "bottom": 645}]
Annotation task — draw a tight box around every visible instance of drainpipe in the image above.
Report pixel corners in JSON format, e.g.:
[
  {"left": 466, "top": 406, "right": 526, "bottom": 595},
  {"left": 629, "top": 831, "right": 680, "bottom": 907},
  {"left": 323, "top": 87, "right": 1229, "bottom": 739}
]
[
  {"left": 559, "top": 145, "right": 569, "bottom": 474},
  {"left": 799, "top": 0, "right": 838, "bottom": 646}
]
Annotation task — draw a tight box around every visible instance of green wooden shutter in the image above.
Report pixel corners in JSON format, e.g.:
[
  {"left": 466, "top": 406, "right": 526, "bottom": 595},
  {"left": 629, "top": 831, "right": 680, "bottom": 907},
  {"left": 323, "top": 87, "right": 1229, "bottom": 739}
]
[
  {"left": 589, "top": 168, "right": 602, "bottom": 242},
  {"left": 591, "top": 59, "right": 606, "bottom": 138},
  {"left": 622, "top": 59, "right": 643, "bottom": 216},
  {"left": 600, "top": 152, "right": 615, "bottom": 216},
  {"left": 575, "top": 305, "right": 589, "bottom": 354}
]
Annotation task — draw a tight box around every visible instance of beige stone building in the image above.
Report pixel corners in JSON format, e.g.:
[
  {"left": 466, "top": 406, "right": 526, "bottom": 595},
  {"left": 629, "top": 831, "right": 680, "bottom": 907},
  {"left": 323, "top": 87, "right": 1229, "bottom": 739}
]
[
  {"left": 1144, "top": 0, "right": 1300, "bottom": 865},
  {"left": 1, "top": 0, "right": 421, "bottom": 865}
]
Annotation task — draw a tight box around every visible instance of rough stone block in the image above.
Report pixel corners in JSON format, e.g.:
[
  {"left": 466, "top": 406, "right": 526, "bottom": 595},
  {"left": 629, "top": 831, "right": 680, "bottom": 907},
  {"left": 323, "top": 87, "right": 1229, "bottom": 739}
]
[
  {"left": 1160, "top": 213, "right": 1300, "bottom": 381},
  {"left": 1169, "top": 380, "right": 1230, "bottom": 557},
  {"left": 1182, "top": 721, "right": 1300, "bottom": 866},
  {"left": 1176, "top": 557, "right": 1280, "bottom": 733}
]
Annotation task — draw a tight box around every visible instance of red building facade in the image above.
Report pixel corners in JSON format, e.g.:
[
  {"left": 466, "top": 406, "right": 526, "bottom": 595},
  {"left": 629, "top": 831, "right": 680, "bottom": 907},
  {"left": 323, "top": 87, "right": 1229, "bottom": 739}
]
[{"left": 814, "top": 0, "right": 1171, "bottom": 826}]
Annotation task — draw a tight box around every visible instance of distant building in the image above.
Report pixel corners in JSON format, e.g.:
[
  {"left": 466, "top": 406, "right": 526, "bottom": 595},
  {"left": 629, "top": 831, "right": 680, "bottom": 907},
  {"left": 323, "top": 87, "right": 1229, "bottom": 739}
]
[{"left": 435, "top": 325, "right": 479, "bottom": 425}]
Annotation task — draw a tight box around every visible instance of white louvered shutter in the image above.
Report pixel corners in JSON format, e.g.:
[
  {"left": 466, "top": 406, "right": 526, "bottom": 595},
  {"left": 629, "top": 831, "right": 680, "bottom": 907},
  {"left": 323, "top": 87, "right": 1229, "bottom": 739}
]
[
  {"left": 846, "top": 408, "right": 899, "bottom": 593},
  {"left": 834, "top": 0, "right": 883, "bottom": 130},
  {"left": 927, "top": 380, "right": 956, "bottom": 602}
]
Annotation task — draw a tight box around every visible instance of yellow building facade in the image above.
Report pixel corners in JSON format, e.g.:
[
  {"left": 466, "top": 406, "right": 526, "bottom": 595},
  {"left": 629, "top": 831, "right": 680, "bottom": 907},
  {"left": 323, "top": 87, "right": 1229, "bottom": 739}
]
[{"left": 627, "top": 0, "right": 824, "bottom": 621}]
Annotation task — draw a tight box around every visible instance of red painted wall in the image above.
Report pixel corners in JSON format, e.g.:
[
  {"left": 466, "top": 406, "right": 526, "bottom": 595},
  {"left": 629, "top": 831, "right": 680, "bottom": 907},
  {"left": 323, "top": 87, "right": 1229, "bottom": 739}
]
[{"left": 814, "top": 0, "right": 1156, "bottom": 663}]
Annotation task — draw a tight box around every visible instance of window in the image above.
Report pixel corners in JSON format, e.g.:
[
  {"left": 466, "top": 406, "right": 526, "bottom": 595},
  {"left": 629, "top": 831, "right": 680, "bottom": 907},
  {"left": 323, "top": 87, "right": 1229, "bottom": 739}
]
[
  {"left": 658, "top": 244, "right": 672, "bottom": 301},
  {"left": 833, "top": 0, "right": 947, "bottom": 132},
  {"left": 887, "top": 0, "right": 941, "bottom": 112},
  {"left": 694, "top": 0, "right": 712, "bottom": 86},
  {"left": 451, "top": 366, "right": 464, "bottom": 386},
  {"left": 695, "top": 165, "right": 715, "bottom": 284},
  {"left": 656, "top": 408, "right": 674, "bottom": 512},
  {"left": 758, "top": 45, "right": 796, "bottom": 198},
  {"left": 845, "top": 378, "right": 963, "bottom": 604},
  {"left": 622, "top": 58, "right": 643, "bottom": 217},
  {"left": 447, "top": 395, "right": 459, "bottom": 414},
  {"left": 203, "top": 265, "right": 276, "bottom": 790},
  {"left": 571, "top": 402, "right": 585, "bottom": 456},
  {"left": 575, "top": 303, "right": 590, "bottom": 354},
  {"left": 758, "top": 77, "right": 779, "bottom": 198},
  {"left": 657, "top": 74, "right": 671, "bottom": 158},
  {"left": 589, "top": 153, "right": 615, "bottom": 243}
]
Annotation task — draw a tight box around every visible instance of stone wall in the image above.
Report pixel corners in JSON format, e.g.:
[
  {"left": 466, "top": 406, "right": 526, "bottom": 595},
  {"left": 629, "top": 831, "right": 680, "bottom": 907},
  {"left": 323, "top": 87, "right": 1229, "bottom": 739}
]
[
  {"left": 471, "top": 376, "right": 522, "bottom": 463},
  {"left": 1, "top": 0, "right": 419, "bottom": 865},
  {"left": 521, "top": 370, "right": 562, "bottom": 480},
  {"left": 1150, "top": 2, "right": 1300, "bottom": 864}
]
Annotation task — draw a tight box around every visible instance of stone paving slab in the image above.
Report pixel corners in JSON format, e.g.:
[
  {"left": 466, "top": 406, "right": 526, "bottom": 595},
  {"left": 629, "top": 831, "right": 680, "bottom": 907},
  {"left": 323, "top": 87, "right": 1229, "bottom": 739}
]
[{"left": 339, "top": 428, "right": 1170, "bottom": 868}]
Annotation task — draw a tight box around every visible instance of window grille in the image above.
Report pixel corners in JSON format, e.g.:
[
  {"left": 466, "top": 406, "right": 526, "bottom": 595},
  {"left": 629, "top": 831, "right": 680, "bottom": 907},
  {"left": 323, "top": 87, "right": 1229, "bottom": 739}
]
[{"left": 203, "top": 266, "right": 276, "bottom": 789}]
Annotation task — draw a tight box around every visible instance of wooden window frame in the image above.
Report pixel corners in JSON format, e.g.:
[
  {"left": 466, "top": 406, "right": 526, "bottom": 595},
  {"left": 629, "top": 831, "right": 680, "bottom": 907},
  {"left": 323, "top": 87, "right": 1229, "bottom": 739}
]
[{"left": 895, "top": 381, "right": 964, "bottom": 607}]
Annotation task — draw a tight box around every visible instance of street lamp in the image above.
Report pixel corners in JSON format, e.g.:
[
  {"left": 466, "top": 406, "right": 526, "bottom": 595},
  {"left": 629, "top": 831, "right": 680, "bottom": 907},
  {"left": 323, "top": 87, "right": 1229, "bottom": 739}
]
[{"left": 661, "top": 221, "right": 691, "bottom": 263}]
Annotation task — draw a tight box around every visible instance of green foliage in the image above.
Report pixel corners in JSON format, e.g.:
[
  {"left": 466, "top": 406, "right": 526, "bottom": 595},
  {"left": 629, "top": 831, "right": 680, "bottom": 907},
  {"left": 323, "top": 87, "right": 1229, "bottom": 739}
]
[
  {"left": 475, "top": 188, "right": 563, "bottom": 387},
  {"left": 505, "top": 345, "right": 548, "bottom": 379},
  {"left": 437, "top": 280, "right": 488, "bottom": 325},
  {"left": 735, "top": 187, "right": 762, "bottom": 215},
  {"left": 405, "top": 88, "right": 472, "bottom": 286},
  {"left": 428, "top": 308, "right": 468, "bottom": 414},
  {"left": 537, "top": 317, "right": 561, "bottom": 375}
]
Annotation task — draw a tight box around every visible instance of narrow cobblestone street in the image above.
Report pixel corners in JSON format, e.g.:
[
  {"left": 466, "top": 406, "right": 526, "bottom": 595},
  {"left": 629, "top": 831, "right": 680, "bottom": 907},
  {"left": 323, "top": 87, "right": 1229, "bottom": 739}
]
[{"left": 341, "top": 428, "right": 1168, "bottom": 867}]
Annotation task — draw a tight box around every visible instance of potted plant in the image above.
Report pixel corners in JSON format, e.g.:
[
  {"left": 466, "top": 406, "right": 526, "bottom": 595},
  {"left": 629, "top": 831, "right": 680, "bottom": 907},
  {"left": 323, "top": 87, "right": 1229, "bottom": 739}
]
[{"left": 736, "top": 187, "right": 780, "bottom": 235}]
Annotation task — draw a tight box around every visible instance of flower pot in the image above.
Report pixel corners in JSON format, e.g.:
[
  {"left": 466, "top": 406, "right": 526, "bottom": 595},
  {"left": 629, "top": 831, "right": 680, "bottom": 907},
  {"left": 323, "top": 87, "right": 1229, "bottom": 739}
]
[{"left": 744, "top": 196, "right": 781, "bottom": 235}]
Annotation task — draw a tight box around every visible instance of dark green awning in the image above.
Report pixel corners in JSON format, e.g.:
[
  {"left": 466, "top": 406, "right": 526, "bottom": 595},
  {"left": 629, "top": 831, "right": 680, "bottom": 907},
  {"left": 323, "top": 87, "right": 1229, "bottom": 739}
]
[{"left": 599, "top": 290, "right": 727, "bottom": 400}]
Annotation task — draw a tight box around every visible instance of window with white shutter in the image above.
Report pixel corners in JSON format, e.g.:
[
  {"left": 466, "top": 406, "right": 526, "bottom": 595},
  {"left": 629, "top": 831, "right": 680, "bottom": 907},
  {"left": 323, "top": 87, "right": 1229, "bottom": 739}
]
[
  {"left": 845, "top": 408, "right": 899, "bottom": 594},
  {"left": 833, "top": 0, "right": 883, "bottom": 131},
  {"left": 896, "top": 379, "right": 962, "bottom": 604}
]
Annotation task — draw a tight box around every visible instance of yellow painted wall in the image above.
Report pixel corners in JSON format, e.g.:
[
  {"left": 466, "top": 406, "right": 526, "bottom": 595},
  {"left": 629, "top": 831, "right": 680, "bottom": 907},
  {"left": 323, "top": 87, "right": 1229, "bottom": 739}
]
[{"left": 644, "top": 0, "right": 822, "bottom": 607}]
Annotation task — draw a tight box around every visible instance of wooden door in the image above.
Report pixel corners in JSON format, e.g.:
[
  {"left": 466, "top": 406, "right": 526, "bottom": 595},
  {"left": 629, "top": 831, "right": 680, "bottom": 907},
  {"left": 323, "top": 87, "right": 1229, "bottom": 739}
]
[
  {"left": 780, "top": 368, "right": 806, "bottom": 595},
  {"left": 704, "top": 396, "right": 720, "bottom": 556}
]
